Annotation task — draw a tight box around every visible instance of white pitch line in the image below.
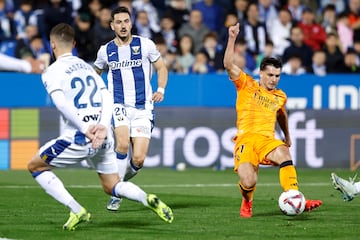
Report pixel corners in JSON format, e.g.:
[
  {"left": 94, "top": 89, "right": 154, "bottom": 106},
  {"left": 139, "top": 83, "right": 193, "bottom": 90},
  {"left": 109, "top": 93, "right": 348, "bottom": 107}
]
[{"left": 0, "top": 182, "right": 331, "bottom": 189}]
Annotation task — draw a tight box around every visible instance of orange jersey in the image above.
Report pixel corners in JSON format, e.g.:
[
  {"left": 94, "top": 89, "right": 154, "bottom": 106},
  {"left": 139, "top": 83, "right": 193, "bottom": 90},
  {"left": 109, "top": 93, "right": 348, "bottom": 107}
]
[{"left": 232, "top": 71, "right": 287, "bottom": 138}]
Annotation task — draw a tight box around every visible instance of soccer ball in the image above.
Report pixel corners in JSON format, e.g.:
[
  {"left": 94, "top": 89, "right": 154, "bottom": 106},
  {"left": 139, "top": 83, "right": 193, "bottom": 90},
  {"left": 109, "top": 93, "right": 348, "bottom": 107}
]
[{"left": 278, "top": 190, "right": 306, "bottom": 216}]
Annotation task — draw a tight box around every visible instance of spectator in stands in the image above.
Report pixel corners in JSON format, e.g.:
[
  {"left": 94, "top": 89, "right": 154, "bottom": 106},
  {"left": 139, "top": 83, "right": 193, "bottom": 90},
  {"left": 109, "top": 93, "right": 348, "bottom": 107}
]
[
  {"left": 239, "top": 2, "right": 269, "bottom": 56},
  {"left": 353, "top": 39, "right": 360, "bottom": 57},
  {"left": 13, "top": 0, "right": 34, "bottom": 39},
  {"left": 132, "top": 0, "right": 160, "bottom": 33},
  {"left": 337, "top": 12, "right": 354, "bottom": 54},
  {"left": 318, "top": 0, "right": 346, "bottom": 14},
  {"left": 14, "top": 24, "right": 50, "bottom": 68},
  {"left": 257, "top": 0, "right": 278, "bottom": 31},
  {"left": 159, "top": 13, "right": 177, "bottom": 53},
  {"left": 343, "top": 47, "right": 360, "bottom": 73},
  {"left": 189, "top": 50, "right": 215, "bottom": 74},
  {"left": 253, "top": 39, "right": 276, "bottom": 75},
  {"left": 218, "top": 12, "right": 238, "bottom": 48},
  {"left": 0, "top": 0, "right": 17, "bottom": 42},
  {"left": 233, "top": 0, "right": 248, "bottom": 24},
  {"left": 297, "top": 7, "right": 326, "bottom": 51},
  {"left": 346, "top": 0, "right": 360, "bottom": 42},
  {"left": 282, "top": 25, "right": 313, "bottom": 69},
  {"left": 234, "top": 36, "right": 256, "bottom": 72},
  {"left": 286, "top": 0, "right": 306, "bottom": 23},
  {"left": 93, "top": 6, "right": 114, "bottom": 47},
  {"left": 175, "top": 34, "right": 195, "bottom": 73},
  {"left": 87, "top": 0, "right": 102, "bottom": 19},
  {"left": 192, "top": 0, "right": 224, "bottom": 32},
  {"left": 307, "top": 50, "right": 327, "bottom": 76},
  {"left": 42, "top": 0, "right": 73, "bottom": 40},
  {"left": 282, "top": 54, "right": 306, "bottom": 75},
  {"left": 199, "top": 31, "right": 224, "bottom": 72},
  {"left": 320, "top": 4, "right": 337, "bottom": 34},
  {"left": 178, "top": 9, "right": 210, "bottom": 53},
  {"left": 322, "top": 32, "right": 346, "bottom": 73},
  {"left": 268, "top": 8, "right": 293, "bottom": 57},
  {"left": 163, "top": 0, "right": 190, "bottom": 32},
  {"left": 73, "top": 11, "right": 98, "bottom": 63},
  {"left": 132, "top": 10, "right": 156, "bottom": 39},
  {"left": 154, "top": 34, "right": 177, "bottom": 72}
]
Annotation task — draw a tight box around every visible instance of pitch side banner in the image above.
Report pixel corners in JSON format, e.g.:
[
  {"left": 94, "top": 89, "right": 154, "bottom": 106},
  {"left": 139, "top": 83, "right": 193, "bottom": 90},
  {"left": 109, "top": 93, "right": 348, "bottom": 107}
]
[
  {"left": 145, "top": 108, "right": 360, "bottom": 170},
  {"left": 33, "top": 108, "right": 360, "bottom": 170}
]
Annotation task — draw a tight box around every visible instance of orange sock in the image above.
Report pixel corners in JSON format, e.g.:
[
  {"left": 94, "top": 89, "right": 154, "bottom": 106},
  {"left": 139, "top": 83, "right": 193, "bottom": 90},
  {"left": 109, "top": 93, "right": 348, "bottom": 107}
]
[
  {"left": 238, "top": 182, "right": 256, "bottom": 201},
  {"left": 279, "top": 160, "right": 299, "bottom": 191}
]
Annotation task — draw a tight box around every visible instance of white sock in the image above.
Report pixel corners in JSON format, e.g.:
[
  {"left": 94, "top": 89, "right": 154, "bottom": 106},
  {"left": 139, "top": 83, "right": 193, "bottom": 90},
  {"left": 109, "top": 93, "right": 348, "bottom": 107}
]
[
  {"left": 123, "top": 158, "right": 141, "bottom": 181},
  {"left": 34, "top": 171, "right": 82, "bottom": 213},
  {"left": 117, "top": 159, "right": 128, "bottom": 181},
  {"left": 113, "top": 181, "right": 148, "bottom": 206}
]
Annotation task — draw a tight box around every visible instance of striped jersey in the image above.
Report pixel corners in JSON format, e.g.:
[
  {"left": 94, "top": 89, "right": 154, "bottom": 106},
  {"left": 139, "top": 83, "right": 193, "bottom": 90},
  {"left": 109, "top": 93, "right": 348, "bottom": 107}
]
[
  {"left": 94, "top": 35, "right": 161, "bottom": 110},
  {"left": 233, "top": 71, "right": 287, "bottom": 138}
]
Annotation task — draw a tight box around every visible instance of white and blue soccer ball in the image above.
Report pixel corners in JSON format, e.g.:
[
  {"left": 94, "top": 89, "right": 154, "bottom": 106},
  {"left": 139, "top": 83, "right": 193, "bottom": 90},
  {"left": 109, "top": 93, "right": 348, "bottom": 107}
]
[{"left": 278, "top": 189, "right": 306, "bottom": 216}]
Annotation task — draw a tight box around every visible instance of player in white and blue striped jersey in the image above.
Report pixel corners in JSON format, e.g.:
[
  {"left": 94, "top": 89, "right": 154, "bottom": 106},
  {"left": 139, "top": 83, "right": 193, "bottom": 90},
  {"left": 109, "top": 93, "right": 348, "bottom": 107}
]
[
  {"left": 94, "top": 6, "right": 168, "bottom": 211},
  {"left": 27, "top": 23, "right": 173, "bottom": 230}
]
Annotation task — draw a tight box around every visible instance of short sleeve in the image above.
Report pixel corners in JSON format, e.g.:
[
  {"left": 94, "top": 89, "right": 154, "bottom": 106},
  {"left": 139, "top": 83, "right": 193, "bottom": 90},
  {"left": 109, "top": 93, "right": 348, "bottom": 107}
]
[{"left": 94, "top": 45, "right": 108, "bottom": 70}]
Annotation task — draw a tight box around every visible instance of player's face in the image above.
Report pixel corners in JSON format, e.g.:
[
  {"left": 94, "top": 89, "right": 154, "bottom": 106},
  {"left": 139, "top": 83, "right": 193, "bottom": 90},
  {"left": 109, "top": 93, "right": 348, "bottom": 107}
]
[
  {"left": 259, "top": 65, "right": 281, "bottom": 90},
  {"left": 111, "top": 12, "right": 132, "bottom": 41}
]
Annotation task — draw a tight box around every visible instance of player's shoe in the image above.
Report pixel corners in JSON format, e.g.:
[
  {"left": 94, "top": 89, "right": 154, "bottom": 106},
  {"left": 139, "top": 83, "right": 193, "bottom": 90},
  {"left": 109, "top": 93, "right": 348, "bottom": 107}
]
[
  {"left": 63, "top": 207, "right": 91, "bottom": 231},
  {"left": 146, "top": 194, "right": 174, "bottom": 223},
  {"left": 304, "top": 199, "right": 322, "bottom": 211},
  {"left": 106, "top": 196, "right": 122, "bottom": 211},
  {"left": 331, "top": 172, "right": 357, "bottom": 201},
  {"left": 240, "top": 199, "right": 253, "bottom": 218}
]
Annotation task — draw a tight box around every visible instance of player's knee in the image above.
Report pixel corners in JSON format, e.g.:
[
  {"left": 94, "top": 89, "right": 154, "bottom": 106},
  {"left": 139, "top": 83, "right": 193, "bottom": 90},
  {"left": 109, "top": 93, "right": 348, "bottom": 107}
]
[
  {"left": 115, "top": 142, "right": 130, "bottom": 153},
  {"left": 27, "top": 156, "right": 41, "bottom": 172},
  {"left": 131, "top": 155, "right": 145, "bottom": 168},
  {"left": 240, "top": 177, "right": 257, "bottom": 189}
]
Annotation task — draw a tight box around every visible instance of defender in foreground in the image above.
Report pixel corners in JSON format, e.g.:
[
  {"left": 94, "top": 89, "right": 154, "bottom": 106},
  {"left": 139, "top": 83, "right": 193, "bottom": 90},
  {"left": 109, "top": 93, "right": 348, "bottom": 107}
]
[
  {"left": 27, "top": 23, "right": 173, "bottom": 231},
  {"left": 223, "top": 22, "right": 322, "bottom": 218}
]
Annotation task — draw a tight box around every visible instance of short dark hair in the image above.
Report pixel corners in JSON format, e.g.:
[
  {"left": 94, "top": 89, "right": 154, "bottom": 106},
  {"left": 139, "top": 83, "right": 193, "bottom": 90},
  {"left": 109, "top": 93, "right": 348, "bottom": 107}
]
[
  {"left": 50, "top": 23, "right": 74, "bottom": 43},
  {"left": 111, "top": 6, "right": 131, "bottom": 21},
  {"left": 260, "top": 57, "right": 282, "bottom": 71}
]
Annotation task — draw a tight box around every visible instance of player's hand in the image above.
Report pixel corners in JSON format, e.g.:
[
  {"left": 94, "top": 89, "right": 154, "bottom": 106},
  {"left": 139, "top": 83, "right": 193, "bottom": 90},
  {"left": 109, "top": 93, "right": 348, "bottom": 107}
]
[
  {"left": 85, "top": 124, "right": 107, "bottom": 149},
  {"left": 228, "top": 23, "right": 240, "bottom": 39},
  {"left": 27, "top": 58, "right": 45, "bottom": 73},
  {"left": 92, "top": 124, "right": 108, "bottom": 149},
  {"left": 152, "top": 91, "right": 164, "bottom": 103}
]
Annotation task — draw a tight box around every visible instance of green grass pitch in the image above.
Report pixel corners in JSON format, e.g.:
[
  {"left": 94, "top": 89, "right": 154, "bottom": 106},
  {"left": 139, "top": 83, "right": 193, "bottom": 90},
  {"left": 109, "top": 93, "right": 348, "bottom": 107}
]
[{"left": 0, "top": 167, "right": 359, "bottom": 240}]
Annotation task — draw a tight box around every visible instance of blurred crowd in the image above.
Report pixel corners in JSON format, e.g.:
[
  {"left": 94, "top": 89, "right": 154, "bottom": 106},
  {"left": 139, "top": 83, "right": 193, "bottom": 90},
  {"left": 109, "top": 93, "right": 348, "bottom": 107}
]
[{"left": 1, "top": 0, "right": 360, "bottom": 75}]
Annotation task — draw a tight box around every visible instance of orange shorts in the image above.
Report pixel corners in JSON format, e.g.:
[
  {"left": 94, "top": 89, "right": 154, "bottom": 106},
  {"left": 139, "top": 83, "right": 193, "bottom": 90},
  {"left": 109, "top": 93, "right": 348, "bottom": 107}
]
[{"left": 233, "top": 133, "right": 285, "bottom": 172}]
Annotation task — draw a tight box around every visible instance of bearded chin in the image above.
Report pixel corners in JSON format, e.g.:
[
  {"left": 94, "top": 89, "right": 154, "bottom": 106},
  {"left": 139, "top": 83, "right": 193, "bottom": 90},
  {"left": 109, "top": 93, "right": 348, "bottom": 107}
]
[{"left": 116, "top": 33, "right": 128, "bottom": 42}]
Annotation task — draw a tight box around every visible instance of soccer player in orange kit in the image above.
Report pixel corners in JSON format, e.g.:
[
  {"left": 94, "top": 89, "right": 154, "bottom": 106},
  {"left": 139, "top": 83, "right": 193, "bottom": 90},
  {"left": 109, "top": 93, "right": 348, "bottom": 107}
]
[{"left": 223, "top": 22, "right": 322, "bottom": 218}]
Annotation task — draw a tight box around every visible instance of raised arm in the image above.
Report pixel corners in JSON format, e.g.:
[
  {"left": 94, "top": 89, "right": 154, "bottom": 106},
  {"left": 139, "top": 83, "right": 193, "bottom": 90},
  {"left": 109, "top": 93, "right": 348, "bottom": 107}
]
[{"left": 223, "top": 23, "right": 241, "bottom": 80}]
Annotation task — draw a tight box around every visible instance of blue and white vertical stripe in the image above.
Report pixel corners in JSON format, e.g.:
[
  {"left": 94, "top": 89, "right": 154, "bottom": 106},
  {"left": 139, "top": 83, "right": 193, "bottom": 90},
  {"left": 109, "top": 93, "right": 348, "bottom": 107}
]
[{"left": 106, "top": 36, "right": 156, "bottom": 110}]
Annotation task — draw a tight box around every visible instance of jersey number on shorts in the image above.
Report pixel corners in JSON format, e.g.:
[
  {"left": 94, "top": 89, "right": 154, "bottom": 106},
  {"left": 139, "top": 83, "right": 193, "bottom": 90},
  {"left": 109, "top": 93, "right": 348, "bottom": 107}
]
[{"left": 71, "top": 75, "right": 101, "bottom": 109}]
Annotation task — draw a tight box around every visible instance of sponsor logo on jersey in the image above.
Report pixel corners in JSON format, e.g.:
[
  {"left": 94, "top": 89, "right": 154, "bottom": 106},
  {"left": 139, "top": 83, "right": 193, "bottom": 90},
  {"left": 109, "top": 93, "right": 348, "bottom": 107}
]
[
  {"left": 82, "top": 114, "right": 100, "bottom": 122},
  {"left": 108, "top": 59, "right": 142, "bottom": 69}
]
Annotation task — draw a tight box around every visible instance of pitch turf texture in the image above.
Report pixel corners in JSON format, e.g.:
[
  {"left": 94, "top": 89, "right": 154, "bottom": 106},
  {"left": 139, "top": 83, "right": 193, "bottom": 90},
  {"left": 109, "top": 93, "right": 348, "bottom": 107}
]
[{"left": 0, "top": 168, "right": 359, "bottom": 240}]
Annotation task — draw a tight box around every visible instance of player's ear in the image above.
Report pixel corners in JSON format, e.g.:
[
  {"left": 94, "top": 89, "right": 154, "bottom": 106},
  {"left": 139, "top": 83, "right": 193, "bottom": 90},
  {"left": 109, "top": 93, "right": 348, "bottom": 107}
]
[{"left": 110, "top": 21, "right": 114, "bottom": 31}]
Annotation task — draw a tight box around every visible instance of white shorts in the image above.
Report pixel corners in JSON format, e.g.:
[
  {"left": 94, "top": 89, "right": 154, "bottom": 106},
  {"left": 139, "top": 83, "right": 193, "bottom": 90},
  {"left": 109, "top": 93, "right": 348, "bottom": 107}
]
[
  {"left": 112, "top": 104, "right": 154, "bottom": 139},
  {"left": 38, "top": 130, "right": 118, "bottom": 174}
]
